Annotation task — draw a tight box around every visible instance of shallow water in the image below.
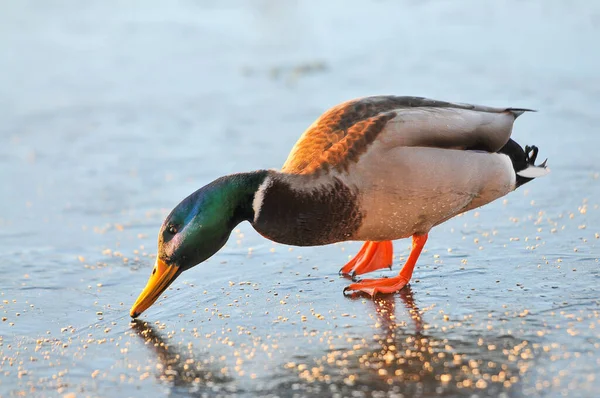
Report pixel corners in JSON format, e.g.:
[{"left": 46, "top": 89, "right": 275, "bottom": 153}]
[{"left": 1, "top": 1, "right": 600, "bottom": 397}]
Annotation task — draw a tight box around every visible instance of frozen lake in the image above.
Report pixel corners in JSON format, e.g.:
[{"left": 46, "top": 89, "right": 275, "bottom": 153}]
[{"left": 1, "top": 1, "right": 599, "bottom": 397}]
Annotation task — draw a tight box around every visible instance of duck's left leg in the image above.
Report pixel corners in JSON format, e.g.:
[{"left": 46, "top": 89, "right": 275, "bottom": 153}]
[{"left": 344, "top": 234, "right": 427, "bottom": 296}]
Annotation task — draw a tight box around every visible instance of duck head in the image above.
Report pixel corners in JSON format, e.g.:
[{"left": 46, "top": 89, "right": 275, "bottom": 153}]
[{"left": 130, "top": 171, "right": 268, "bottom": 318}]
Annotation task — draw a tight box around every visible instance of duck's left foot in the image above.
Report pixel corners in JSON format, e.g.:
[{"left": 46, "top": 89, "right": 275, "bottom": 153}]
[
  {"left": 339, "top": 241, "right": 393, "bottom": 278},
  {"left": 344, "top": 275, "right": 409, "bottom": 296}
]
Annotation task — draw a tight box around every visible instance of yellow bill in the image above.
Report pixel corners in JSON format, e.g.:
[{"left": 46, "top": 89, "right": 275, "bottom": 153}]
[{"left": 130, "top": 259, "right": 180, "bottom": 318}]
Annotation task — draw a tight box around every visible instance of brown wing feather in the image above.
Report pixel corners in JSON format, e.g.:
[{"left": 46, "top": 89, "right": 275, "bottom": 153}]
[
  {"left": 282, "top": 96, "right": 531, "bottom": 175},
  {"left": 282, "top": 97, "right": 407, "bottom": 174},
  {"left": 298, "top": 112, "right": 397, "bottom": 175}
]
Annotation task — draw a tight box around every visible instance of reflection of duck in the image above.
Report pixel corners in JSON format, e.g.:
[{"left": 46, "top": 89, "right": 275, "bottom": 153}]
[
  {"left": 131, "top": 96, "right": 549, "bottom": 317},
  {"left": 131, "top": 320, "right": 232, "bottom": 391},
  {"left": 360, "top": 292, "right": 528, "bottom": 395},
  {"left": 278, "top": 286, "right": 530, "bottom": 396},
  {"left": 373, "top": 286, "right": 423, "bottom": 336}
]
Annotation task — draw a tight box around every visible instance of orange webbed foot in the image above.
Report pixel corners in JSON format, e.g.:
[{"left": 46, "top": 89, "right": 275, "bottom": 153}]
[
  {"left": 344, "top": 275, "right": 409, "bottom": 296},
  {"left": 339, "top": 241, "right": 393, "bottom": 278}
]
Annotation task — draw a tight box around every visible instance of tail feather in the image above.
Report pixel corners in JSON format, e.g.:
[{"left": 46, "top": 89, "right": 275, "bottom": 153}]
[{"left": 507, "top": 108, "right": 537, "bottom": 118}]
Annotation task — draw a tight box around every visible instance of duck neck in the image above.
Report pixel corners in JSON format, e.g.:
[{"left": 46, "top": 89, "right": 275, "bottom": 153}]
[{"left": 221, "top": 170, "right": 271, "bottom": 228}]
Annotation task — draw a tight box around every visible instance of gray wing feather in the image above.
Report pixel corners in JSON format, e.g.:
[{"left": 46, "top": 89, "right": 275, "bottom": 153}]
[
  {"left": 368, "top": 95, "right": 535, "bottom": 116},
  {"left": 373, "top": 97, "right": 533, "bottom": 152}
]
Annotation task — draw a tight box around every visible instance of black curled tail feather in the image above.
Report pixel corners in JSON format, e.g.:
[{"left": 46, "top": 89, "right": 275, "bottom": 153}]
[
  {"left": 523, "top": 145, "right": 548, "bottom": 169},
  {"left": 498, "top": 139, "right": 549, "bottom": 188}
]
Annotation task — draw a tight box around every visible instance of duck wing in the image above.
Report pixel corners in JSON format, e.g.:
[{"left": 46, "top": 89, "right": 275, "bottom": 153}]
[{"left": 282, "top": 95, "right": 533, "bottom": 175}]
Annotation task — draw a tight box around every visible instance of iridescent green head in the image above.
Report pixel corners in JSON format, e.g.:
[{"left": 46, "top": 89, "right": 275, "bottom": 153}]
[{"left": 130, "top": 171, "right": 268, "bottom": 317}]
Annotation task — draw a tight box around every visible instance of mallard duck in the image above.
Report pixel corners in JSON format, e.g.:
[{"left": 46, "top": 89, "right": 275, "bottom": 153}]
[{"left": 130, "top": 96, "right": 549, "bottom": 318}]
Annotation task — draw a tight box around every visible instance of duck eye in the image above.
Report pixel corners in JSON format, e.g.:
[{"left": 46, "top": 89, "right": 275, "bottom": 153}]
[{"left": 167, "top": 224, "right": 178, "bottom": 235}]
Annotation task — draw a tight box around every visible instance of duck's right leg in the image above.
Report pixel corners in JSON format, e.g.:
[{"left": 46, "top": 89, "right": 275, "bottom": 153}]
[{"left": 339, "top": 241, "right": 393, "bottom": 278}]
